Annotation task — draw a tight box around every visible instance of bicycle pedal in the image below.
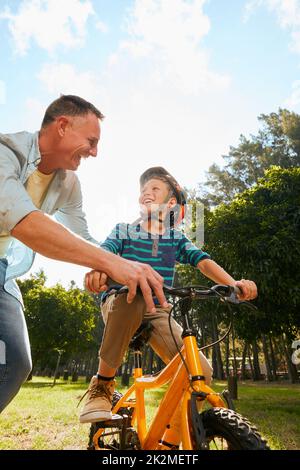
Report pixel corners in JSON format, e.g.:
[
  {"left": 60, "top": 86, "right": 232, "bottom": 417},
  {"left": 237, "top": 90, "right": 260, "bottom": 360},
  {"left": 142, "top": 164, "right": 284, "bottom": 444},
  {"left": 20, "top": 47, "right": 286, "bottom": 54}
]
[{"left": 95, "top": 414, "right": 125, "bottom": 428}]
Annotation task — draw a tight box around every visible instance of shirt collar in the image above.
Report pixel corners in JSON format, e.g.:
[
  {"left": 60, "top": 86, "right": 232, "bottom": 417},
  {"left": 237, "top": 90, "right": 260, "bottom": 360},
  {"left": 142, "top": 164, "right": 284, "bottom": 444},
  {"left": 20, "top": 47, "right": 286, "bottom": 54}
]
[{"left": 31, "top": 131, "right": 67, "bottom": 180}]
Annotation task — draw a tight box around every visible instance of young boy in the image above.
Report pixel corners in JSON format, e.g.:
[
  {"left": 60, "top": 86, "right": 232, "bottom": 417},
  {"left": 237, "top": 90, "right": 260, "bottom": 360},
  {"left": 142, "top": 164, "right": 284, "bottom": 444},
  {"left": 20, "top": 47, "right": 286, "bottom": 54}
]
[{"left": 79, "top": 167, "right": 257, "bottom": 431}]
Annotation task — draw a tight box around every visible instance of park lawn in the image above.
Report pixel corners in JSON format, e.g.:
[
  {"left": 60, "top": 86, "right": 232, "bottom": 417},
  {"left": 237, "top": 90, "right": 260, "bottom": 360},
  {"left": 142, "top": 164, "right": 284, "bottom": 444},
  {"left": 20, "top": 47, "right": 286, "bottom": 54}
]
[
  {"left": 212, "top": 381, "right": 300, "bottom": 450},
  {"left": 0, "top": 377, "right": 299, "bottom": 450}
]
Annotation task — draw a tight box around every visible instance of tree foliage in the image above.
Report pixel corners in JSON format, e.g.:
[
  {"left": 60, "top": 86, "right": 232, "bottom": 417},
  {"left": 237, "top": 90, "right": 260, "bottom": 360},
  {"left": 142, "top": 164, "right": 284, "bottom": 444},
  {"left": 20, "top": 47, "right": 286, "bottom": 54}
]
[
  {"left": 17, "top": 272, "right": 102, "bottom": 369},
  {"left": 202, "top": 109, "right": 300, "bottom": 206},
  {"left": 189, "top": 167, "right": 300, "bottom": 340}
]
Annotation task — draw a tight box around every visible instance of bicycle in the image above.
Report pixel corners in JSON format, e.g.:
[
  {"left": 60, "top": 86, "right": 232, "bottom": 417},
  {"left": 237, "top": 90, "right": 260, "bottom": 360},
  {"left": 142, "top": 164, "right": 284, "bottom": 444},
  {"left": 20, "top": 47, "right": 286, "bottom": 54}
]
[{"left": 87, "top": 284, "right": 270, "bottom": 451}]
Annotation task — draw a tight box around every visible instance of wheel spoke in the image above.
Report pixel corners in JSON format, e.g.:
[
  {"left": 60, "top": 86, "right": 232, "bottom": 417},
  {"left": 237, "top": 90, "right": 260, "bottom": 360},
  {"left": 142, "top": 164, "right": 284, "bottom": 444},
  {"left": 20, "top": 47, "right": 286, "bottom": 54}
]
[
  {"left": 209, "top": 436, "right": 228, "bottom": 450},
  {"left": 212, "top": 438, "right": 219, "bottom": 450}
]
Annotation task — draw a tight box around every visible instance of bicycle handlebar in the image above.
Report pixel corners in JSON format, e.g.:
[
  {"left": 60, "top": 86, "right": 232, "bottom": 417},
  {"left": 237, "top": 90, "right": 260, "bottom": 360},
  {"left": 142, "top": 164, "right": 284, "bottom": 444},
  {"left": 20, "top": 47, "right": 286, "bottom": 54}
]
[
  {"left": 162, "top": 284, "right": 241, "bottom": 299},
  {"left": 114, "top": 283, "right": 255, "bottom": 307}
]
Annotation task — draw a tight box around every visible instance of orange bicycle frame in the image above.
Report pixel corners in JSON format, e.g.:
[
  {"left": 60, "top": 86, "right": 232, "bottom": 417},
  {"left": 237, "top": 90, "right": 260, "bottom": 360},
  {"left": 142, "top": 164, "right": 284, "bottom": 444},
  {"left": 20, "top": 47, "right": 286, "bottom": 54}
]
[{"left": 93, "top": 333, "right": 226, "bottom": 450}]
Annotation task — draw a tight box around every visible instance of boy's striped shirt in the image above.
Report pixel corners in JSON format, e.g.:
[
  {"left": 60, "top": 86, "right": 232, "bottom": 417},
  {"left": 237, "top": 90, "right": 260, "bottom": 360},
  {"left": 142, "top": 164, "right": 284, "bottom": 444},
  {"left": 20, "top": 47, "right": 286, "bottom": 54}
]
[{"left": 101, "top": 223, "right": 210, "bottom": 291}]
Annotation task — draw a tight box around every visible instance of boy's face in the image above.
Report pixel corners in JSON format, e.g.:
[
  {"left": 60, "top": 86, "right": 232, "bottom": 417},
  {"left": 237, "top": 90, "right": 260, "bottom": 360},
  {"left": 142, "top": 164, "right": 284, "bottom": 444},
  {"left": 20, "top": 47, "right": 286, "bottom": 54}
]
[{"left": 139, "top": 178, "right": 176, "bottom": 219}]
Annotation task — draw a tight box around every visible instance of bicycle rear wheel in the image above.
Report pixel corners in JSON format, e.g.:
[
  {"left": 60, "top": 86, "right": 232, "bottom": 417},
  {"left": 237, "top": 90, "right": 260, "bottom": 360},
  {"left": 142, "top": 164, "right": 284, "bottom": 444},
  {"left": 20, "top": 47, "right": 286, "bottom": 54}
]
[
  {"left": 196, "top": 407, "right": 270, "bottom": 450},
  {"left": 87, "top": 391, "right": 139, "bottom": 450}
]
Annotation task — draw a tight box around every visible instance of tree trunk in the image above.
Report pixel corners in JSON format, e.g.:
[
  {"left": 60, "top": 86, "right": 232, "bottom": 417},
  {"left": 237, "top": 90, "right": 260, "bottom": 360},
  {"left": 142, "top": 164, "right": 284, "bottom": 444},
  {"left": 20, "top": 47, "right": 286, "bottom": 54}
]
[
  {"left": 252, "top": 341, "right": 261, "bottom": 381},
  {"left": 240, "top": 342, "right": 248, "bottom": 380},
  {"left": 211, "top": 314, "right": 224, "bottom": 380},
  {"left": 262, "top": 334, "right": 273, "bottom": 381},
  {"left": 248, "top": 344, "right": 254, "bottom": 380},
  {"left": 269, "top": 334, "right": 278, "bottom": 381},
  {"left": 121, "top": 352, "right": 131, "bottom": 386},
  {"left": 228, "top": 375, "right": 238, "bottom": 399},
  {"left": 282, "top": 333, "right": 299, "bottom": 384},
  {"left": 231, "top": 326, "right": 238, "bottom": 377},
  {"left": 225, "top": 333, "right": 230, "bottom": 379},
  {"left": 85, "top": 356, "right": 96, "bottom": 383},
  {"left": 128, "top": 353, "right": 134, "bottom": 377},
  {"left": 155, "top": 356, "right": 164, "bottom": 372},
  {"left": 274, "top": 336, "right": 287, "bottom": 375},
  {"left": 52, "top": 351, "right": 63, "bottom": 387},
  {"left": 212, "top": 345, "right": 217, "bottom": 380},
  {"left": 147, "top": 348, "right": 154, "bottom": 375},
  {"left": 142, "top": 345, "right": 149, "bottom": 372}
]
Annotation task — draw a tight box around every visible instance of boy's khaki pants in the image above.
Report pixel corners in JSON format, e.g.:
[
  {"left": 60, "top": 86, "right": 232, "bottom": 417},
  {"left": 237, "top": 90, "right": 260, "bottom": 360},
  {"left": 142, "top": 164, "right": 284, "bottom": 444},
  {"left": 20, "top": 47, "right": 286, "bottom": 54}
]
[
  {"left": 100, "top": 292, "right": 213, "bottom": 447},
  {"left": 100, "top": 292, "right": 213, "bottom": 384}
]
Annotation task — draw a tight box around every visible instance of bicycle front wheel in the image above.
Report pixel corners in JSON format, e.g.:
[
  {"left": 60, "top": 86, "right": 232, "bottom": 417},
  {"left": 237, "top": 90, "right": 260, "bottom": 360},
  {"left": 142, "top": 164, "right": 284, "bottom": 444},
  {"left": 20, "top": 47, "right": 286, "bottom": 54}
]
[{"left": 199, "top": 407, "right": 270, "bottom": 450}]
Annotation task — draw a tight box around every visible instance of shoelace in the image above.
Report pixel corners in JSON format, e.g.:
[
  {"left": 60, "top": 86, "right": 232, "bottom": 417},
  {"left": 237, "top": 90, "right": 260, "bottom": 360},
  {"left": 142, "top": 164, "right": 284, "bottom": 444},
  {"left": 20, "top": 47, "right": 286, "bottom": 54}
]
[{"left": 77, "top": 381, "right": 112, "bottom": 408}]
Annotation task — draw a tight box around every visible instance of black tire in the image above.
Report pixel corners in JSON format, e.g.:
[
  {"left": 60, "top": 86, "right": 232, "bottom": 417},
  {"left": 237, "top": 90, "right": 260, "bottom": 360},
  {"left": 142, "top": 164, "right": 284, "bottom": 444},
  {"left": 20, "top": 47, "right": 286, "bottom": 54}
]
[{"left": 200, "top": 407, "right": 270, "bottom": 450}]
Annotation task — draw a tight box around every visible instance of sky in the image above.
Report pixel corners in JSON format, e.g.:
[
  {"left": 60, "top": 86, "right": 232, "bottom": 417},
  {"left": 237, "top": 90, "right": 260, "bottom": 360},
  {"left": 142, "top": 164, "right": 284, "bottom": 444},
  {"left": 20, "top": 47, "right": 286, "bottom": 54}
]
[{"left": 1, "top": 0, "right": 300, "bottom": 288}]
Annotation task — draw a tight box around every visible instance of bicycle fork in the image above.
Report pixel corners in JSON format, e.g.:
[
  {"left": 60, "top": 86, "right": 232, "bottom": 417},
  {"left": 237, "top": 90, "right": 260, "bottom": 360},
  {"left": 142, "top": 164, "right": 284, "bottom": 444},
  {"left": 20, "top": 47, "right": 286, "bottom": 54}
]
[{"left": 179, "top": 300, "right": 226, "bottom": 449}]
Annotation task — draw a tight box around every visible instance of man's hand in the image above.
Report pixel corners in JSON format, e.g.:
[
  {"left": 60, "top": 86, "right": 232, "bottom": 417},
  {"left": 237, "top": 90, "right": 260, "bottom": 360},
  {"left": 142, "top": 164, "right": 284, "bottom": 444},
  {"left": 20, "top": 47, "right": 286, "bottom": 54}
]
[
  {"left": 118, "top": 259, "right": 168, "bottom": 312},
  {"left": 88, "top": 258, "right": 168, "bottom": 313},
  {"left": 85, "top": 270, "right": 108, "bottom": 294},
  {"left": 235, "top": 279, "right": 257, "bottom": 301}
]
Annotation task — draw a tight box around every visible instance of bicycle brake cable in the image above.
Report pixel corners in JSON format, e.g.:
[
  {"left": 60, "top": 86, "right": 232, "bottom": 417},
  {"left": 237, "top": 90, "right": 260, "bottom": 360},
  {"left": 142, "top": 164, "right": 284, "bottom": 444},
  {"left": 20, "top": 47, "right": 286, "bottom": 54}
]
[
  {"left": 167, "top": 288, "right": 237, "bottom": 392},
  {"left": 167, "top": 298, "right": 199, "bottom": 392},
  {"left": 198, "top": 290, "right": 235, "bottom": 352}
]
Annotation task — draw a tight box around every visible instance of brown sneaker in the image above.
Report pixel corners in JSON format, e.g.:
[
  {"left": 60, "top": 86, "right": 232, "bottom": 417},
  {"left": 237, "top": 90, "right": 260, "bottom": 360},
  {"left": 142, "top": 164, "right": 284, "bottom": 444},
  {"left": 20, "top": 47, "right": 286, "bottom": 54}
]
[{"left": 79, "top": 376, "right": 115, "bottom": 423}]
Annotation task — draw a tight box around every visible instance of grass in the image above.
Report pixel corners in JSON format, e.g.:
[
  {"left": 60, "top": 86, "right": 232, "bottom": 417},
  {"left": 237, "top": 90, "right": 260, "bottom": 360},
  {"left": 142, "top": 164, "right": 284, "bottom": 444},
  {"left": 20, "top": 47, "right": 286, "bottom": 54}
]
[
  {"left": 0, "top": 376, "right": 299, "bottom": 450},
  {"left": 226, "top": 381, "right": 300, "bottom": 450}
]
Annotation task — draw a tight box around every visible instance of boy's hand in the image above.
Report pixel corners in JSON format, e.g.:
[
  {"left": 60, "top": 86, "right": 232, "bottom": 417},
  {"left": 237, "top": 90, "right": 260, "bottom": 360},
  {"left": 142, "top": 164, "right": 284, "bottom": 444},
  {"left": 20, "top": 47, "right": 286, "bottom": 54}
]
[
  {"left": 235, "top": 279, "right": 257, "bottom": 301},
  {"left": 85, "top": 270, "right": 108, "bottom": 294}
]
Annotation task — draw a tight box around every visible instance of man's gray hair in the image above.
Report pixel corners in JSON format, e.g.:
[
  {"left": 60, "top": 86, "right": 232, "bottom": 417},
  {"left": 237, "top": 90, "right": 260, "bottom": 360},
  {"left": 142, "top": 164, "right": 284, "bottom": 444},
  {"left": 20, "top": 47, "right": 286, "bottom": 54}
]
[{"left": 41, "top": 94, "right": 104, "bottom": 128}]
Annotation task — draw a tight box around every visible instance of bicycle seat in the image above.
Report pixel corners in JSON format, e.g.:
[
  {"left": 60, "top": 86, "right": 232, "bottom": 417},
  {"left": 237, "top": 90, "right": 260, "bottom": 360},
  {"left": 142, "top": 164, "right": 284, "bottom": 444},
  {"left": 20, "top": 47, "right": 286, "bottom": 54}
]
[{"left": 129, "top": 321, "right": 153, "bottom": 351}]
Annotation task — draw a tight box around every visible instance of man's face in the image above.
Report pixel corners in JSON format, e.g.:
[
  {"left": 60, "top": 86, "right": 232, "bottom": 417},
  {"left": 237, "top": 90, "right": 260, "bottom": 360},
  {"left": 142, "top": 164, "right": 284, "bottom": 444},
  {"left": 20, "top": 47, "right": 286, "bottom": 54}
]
[
  {"left": 139, "top": 178, "right": 176, "bottom": 218},
  {"left": 58, "top": 112, "right": 100, "bottom": 171}
]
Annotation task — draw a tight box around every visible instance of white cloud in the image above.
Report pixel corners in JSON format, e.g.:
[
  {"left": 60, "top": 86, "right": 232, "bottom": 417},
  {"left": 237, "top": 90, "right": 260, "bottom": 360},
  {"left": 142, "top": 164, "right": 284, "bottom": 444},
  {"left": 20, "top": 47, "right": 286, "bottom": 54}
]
[
  {"left": 121, "top": 0, "right": 230, "bottom": 95},
  {"left": 243, "top": 0, "right": 263, "bottom": 22},
  {"left": 96, "top": 19, "right": 109, "bottom": 33},
  {"left": 0, "top": 80, "right": 6, "bottom": 104},
  {"left": 284, "top": 79, "right": 300, "bottom": 107},
  {"left": 245, "top": 0, "right": 300, "bottom": 52},
  {"left": 0, "top": 0, "right": 94, "bottom": 55},
  {"left": 37, "top": 63, "right": 104, "bottom": 102},
  {"left": 267, "top": 0, "right": 300, "bottom": 29},
  {"left": 245, "top": 0, "right": 300, "bottom": 107}
]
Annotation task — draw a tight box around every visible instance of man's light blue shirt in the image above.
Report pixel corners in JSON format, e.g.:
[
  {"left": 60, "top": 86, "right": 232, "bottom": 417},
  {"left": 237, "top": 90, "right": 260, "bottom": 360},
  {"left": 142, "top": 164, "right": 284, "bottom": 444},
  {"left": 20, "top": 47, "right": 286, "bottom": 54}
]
[{"left": 0, "top": 131, "right": 98, "bottom": 304}]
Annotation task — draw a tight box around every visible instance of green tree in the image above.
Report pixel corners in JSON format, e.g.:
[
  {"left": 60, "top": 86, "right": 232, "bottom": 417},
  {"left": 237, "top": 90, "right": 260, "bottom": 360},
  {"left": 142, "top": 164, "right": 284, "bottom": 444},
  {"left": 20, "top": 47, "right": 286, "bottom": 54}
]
[
  {"left": 178, "top": 167, "right": 300, "bottom": 381},
  {"left": 202, "top": 109, "right": 300, "bottom": 206},
  {"left": 18, "top": 275, "right": 101, "bottom": 370},
  {"left": 204, "top": 167, "right": 300, "bottom": 339},
  {"left": 17, "top": 269, "right": 47, "bottom": 296}
]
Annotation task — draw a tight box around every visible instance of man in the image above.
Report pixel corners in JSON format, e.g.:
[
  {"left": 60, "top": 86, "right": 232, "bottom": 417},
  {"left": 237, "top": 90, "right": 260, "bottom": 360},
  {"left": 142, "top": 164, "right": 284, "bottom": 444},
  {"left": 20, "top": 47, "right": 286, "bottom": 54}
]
[{"left": 0, "top": 95, "right": 167, "bottom": 413}]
